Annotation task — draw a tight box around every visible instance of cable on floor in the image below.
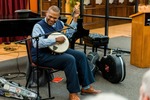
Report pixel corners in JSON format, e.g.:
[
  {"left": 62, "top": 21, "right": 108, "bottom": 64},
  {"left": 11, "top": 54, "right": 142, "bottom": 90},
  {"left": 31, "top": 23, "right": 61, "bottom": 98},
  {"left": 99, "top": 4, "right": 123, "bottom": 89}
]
[{"left": 0, "top": 43, "right": 26, "bottom": 80}]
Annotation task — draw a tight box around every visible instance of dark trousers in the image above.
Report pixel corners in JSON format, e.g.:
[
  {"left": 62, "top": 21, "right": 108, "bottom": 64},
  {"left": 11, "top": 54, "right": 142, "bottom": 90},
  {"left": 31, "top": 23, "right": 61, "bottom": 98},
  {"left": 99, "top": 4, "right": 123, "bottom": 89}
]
[{"left": 33, "top": 48, "right": 95, "bottom": 93}]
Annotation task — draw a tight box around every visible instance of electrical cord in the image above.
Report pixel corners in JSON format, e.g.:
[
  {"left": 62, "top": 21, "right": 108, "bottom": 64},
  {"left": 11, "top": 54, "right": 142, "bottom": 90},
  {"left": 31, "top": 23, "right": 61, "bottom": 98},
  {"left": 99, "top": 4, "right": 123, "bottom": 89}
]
[{"left": 0, "top": 43, "right": 26, "bottom": 80}]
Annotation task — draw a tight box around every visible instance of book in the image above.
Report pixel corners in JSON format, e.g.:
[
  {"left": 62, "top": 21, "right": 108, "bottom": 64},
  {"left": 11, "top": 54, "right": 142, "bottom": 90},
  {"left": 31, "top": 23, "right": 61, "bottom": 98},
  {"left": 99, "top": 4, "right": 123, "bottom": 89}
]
[{"left": 52, "top": 77, "right": 63, "bottom": 83}]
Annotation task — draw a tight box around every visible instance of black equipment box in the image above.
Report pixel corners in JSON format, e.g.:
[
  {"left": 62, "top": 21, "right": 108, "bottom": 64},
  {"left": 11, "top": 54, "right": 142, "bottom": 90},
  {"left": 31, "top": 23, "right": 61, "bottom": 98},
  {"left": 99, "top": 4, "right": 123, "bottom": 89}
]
[
  {"left": 83, "top": 33, "right": 109, "bottom": 53},
  {"left": 83, "top": 33, "right": 109, "bottom": 47}
]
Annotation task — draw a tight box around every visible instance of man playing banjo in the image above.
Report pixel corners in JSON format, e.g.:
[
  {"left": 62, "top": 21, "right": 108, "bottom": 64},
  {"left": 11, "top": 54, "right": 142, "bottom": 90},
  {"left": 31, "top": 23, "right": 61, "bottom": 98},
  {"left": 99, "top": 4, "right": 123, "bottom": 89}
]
[{"left": 31, "top": 5, "right": 101, "bottom": 100}]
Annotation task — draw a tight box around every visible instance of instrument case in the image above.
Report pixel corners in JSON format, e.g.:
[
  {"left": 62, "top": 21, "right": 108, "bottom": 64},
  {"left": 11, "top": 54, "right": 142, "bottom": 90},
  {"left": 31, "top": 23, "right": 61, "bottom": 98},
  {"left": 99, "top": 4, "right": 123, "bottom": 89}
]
[
  {"left": 87, "top": 52, "right": 100, "bottom": 76},
  {"left": 97, "top": 54, "right": 126, "bottom": 83}
]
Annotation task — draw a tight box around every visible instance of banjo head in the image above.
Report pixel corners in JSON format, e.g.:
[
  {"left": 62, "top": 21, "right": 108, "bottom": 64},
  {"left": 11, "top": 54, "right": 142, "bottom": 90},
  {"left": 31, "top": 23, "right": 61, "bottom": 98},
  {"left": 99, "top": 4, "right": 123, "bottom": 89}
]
[{"left": 48, "top": 32, "right": 69, "bottom": 53}]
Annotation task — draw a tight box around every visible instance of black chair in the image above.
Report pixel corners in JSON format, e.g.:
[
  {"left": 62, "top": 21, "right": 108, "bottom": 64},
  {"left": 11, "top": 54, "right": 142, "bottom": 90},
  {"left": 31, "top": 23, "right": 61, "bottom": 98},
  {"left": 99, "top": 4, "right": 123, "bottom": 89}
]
[{"left": 25, "top": 36, "right": 59, "bottom": 99}]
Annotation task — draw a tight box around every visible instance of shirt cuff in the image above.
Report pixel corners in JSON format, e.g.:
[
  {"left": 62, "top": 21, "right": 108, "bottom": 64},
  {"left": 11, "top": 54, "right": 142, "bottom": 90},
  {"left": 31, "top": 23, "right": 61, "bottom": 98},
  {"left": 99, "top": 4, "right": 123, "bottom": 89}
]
[
  {"left": 70, "top": 21, "right": 77, "bottom": 29},
  {"left": 47, "top": 38, "right": 56, "bottom": 44}
]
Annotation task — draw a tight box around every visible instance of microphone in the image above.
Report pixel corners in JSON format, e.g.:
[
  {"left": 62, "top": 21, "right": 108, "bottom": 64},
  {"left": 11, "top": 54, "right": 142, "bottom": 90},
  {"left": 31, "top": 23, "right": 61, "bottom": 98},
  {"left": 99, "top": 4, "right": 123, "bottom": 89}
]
[{"left": 64, "top": 23, "right": 76, "bottom": 30}]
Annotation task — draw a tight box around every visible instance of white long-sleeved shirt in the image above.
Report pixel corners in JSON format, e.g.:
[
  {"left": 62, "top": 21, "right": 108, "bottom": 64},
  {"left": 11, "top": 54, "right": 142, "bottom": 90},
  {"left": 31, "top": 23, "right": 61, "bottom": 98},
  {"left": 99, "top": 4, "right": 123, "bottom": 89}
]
[{"left": 32, "top": 18, "right": 77, "bottom": 48}]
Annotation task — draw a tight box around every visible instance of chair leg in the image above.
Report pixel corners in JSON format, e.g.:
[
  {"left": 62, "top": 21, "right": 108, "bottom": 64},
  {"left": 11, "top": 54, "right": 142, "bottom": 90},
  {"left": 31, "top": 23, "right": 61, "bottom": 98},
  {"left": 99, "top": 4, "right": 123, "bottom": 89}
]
[
  {"left": 25, "top": 66, "right": 32, "bottom": 88},
  {"left": 84, "top": 44, "right": 86, "bottom": 54},
  {"left": 46, "top": 71, "right": 55, "bottom": 99}
]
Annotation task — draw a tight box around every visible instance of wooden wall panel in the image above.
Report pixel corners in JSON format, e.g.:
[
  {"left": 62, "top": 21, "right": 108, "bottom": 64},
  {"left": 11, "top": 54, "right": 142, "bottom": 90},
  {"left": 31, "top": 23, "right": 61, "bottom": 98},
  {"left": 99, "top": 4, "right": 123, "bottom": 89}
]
[
  {"left": 116, "top": 6, "right": 127, "bottom": 17},
  {"left": 85, "top": 9, "right": 93, "bottom": 23},
  {"left": 109, "top": 6, "right": 116, "bottom": 16},
  {"left": 127, "top": 6, "right": 135, "bottom": 16},
  {"left": 40, "top": 0, "right": 58, "bottom": 17}
]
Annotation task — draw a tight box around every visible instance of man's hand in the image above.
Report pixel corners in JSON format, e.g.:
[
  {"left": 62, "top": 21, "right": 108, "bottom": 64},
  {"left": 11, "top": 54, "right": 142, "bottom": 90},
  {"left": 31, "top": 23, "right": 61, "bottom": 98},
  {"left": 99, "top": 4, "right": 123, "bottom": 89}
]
[
  {"left": 73, "top": 2, "right": 80, "bottom": 22},
  {"left": 56, "top": 36, "right": 66, "bottom": 44},
  {"left": 73, "top": 7, "right": 80, "bottom": 17}
]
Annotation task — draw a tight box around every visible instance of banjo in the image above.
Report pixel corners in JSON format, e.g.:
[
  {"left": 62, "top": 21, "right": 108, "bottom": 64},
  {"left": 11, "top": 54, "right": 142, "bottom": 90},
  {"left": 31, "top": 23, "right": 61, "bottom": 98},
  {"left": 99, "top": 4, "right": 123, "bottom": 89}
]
[
  {"left": 47, "top": 3, "right": 79, "bottom": 53},
  {"left": 47, "top": 32, "right": 69, "bottom": 53}
]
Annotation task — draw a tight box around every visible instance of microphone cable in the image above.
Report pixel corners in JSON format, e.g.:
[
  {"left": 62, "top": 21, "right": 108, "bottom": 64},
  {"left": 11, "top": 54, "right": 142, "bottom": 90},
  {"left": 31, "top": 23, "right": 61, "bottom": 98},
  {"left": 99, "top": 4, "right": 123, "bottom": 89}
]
[{"left": 0, "top": 43, "right": 26, "bottom": 80}]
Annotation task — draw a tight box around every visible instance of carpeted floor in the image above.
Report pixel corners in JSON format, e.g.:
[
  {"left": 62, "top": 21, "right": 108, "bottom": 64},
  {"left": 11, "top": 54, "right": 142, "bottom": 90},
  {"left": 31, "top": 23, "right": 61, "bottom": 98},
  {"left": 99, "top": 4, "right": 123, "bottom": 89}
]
[
  {"left": 0, "top": 36, "right": 150, "bottom": 100},
  {"left": 108, "top": 36, "right": 131, "bottom": 52}
]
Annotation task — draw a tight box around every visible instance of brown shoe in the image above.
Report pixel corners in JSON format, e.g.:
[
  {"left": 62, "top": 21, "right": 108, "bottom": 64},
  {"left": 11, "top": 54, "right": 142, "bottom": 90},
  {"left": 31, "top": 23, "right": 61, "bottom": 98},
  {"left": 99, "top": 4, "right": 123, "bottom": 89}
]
[
  {"left": 81, "top": 86, "right": 101, "bottom": 95},
  {"left": 69, "top": 93, "right": 80, "bottom": 100}
]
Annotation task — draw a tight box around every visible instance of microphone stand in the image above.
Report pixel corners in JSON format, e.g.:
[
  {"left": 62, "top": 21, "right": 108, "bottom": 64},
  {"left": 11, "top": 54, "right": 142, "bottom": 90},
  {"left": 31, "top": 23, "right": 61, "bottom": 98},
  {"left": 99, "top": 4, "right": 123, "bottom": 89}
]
[{"left": 34, "top": 36, "right": 40, "bottom": 99}]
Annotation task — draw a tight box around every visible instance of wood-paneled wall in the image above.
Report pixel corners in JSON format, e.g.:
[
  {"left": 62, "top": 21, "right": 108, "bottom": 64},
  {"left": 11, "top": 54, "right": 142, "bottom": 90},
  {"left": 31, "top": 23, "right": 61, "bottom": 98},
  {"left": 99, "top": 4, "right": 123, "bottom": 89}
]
[
  {"left": 83, "top": 0, "right": 136, "bottom": 29},
  {"left": 39, "top": 0, "right": 149, "bottom": 29}
]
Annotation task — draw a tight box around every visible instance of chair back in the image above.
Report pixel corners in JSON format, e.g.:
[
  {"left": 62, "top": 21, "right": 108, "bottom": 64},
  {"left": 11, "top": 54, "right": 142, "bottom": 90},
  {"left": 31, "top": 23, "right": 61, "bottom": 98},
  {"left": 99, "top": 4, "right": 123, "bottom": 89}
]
[{"left": 25, "top": 36, "right": 33, "bottom": 65}]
